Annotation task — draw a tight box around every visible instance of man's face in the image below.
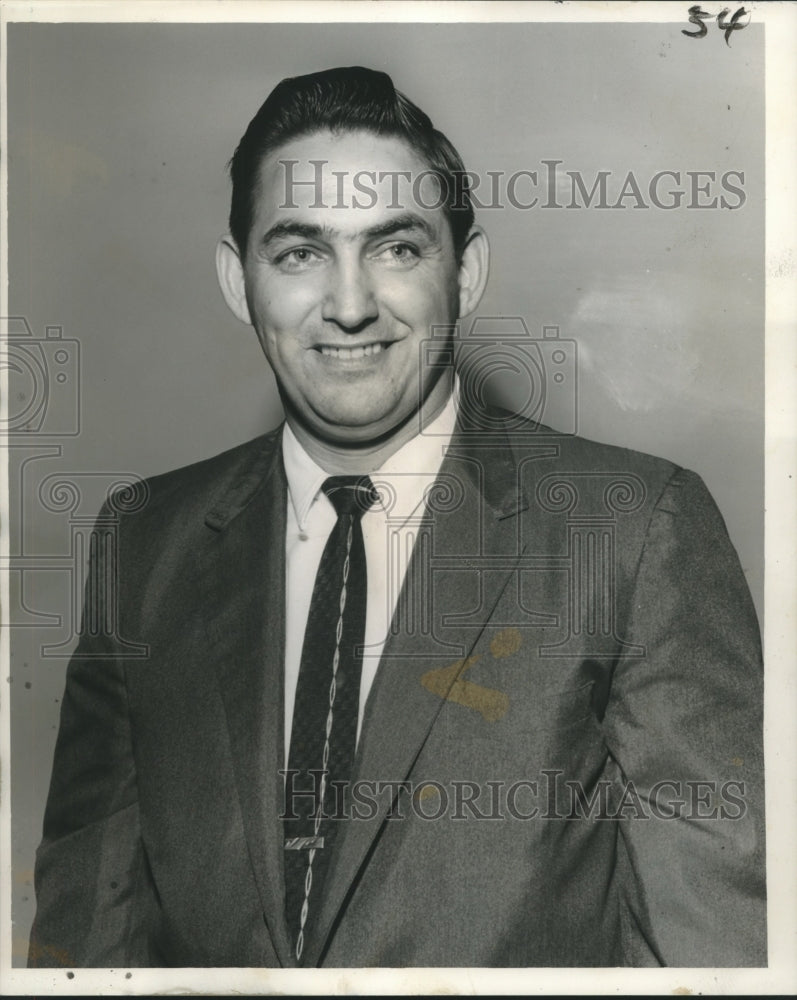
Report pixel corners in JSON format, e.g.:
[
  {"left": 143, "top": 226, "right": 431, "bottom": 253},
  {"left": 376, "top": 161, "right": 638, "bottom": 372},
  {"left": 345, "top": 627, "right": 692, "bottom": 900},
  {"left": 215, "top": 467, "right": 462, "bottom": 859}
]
[{"left": 225, "top": 130, "right": 475, "bottom": 446}]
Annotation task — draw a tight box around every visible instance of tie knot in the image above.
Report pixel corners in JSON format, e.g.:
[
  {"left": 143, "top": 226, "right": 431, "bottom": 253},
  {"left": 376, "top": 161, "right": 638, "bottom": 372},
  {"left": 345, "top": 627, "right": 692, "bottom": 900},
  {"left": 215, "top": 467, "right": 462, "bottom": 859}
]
[{"left": 321, "top": 475, "right": 379, "bottom": 519}]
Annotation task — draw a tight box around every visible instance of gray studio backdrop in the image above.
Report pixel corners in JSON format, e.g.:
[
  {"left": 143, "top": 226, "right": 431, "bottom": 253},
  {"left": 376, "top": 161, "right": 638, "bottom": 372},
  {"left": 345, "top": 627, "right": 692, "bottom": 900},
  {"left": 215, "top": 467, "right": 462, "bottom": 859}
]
[{"left": 6, "top": 21, "right": 764, "bottom": 962}]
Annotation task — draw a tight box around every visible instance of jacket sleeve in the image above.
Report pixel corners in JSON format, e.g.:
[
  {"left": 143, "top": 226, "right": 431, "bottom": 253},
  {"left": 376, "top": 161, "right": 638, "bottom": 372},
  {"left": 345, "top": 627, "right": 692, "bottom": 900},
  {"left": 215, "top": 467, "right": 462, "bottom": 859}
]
[
  {"left": 603, "top": 467, "right": 766, "bottom": 966},
  {"left": 28, "top": 504, "right": 157, "bottom": 968}
]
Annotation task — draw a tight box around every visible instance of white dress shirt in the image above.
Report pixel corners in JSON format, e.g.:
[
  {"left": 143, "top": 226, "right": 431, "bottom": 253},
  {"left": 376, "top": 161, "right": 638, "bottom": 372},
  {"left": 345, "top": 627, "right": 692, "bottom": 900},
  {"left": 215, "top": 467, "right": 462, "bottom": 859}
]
[{"left": 281, "top": 392, "right": 458, "bottom": 766}]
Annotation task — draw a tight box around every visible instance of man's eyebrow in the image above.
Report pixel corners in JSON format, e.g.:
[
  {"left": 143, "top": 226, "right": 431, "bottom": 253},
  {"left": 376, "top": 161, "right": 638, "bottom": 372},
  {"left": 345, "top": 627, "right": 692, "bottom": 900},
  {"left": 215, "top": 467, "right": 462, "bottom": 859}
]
[
  {"left": 259, "top": 222, "right": 326, "bottom": 248},
  {"left": 360, "top": 214, "right": 438, "bottom": 243},
  {"left": 258, "top": 213, "right": 438, "bottom": 250}
]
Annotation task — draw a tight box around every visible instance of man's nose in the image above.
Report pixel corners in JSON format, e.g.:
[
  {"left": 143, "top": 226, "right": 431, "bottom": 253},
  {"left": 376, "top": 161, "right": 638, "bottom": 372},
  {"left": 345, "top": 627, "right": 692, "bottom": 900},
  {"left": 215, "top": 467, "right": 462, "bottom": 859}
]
[{"left": 321, "top": 257, "right": 378, "bottom": 331}]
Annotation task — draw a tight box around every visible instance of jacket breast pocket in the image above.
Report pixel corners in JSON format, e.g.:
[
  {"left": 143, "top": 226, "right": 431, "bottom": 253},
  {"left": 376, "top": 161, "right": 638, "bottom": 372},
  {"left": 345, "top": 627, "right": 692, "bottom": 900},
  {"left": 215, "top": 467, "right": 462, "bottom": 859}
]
[
  {"left": 437, "top": 679, "right": 599, "bottom": 748},
  {"left": 416, "top": 680, "right": 602, "bottom": 790}
]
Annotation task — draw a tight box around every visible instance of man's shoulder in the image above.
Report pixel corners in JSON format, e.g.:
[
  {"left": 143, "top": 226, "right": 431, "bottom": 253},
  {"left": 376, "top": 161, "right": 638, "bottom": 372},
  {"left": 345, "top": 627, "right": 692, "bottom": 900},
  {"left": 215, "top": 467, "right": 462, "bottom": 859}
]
[
  {"left": 479, "top": 408, "right": 690, "bottom": 518},
  {"left": 109, "top": 426, "right": 283, "bottom": 526},
  {"left": 542, "top": 423, "right": 679, "bottom": 479},
  {"left": 482, "top": 408, "right": 681, "bottom": 479}
]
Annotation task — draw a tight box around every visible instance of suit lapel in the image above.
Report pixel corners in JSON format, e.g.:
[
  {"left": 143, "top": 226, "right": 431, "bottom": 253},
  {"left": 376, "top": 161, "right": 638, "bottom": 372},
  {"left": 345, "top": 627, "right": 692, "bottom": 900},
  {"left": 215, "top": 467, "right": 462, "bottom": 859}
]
[
  {"left": 197, "top": 431, "right": 293, "bottom": 967},
  {"left": 308, "top": 426, "right": 531, "bottom": 966}
]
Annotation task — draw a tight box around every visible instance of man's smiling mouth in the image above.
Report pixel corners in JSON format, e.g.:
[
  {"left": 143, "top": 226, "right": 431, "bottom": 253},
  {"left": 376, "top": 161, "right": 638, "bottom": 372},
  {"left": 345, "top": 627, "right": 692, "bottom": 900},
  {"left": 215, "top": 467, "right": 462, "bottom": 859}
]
[{"left": 316, "top": 342, "right": 390, "bottom": 360}]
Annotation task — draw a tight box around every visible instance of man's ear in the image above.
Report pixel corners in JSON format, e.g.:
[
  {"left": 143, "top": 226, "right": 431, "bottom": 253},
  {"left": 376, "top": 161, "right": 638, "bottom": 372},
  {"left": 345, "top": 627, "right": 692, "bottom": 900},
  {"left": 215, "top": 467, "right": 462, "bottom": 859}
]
[
  {"left": 216, "top": 235, "right": 252, "bottom": 325},
  {"left": 457, "top": 226, "right": 490, "bottom": 318}
]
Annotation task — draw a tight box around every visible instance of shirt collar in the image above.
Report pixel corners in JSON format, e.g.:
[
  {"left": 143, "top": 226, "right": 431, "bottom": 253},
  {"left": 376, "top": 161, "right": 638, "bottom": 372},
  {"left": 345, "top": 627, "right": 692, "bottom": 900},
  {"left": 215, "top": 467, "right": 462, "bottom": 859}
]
[
  {"left": 281, "top": 425, "right": 328, "bottom": 531},
  {"left": 282, "top": 385, "right": 459, "bottom": 532}
]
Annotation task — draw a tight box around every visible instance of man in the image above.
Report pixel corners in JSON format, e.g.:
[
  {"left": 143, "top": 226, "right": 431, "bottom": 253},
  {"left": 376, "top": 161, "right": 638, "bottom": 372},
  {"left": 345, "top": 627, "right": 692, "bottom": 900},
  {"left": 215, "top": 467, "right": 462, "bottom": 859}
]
[{"left": 29, "top": 66, "right": 765, "bottom": 968}]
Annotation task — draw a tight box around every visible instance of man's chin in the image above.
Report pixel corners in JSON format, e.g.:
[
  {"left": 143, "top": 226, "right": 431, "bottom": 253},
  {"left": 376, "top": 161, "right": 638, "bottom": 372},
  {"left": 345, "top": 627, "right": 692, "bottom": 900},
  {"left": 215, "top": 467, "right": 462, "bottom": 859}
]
[
  {"left": 316, "top": 416, "right": 405, "bottom": 446},
  {"left": 301, "top": 404, "right": 419, "bottom": 449}
]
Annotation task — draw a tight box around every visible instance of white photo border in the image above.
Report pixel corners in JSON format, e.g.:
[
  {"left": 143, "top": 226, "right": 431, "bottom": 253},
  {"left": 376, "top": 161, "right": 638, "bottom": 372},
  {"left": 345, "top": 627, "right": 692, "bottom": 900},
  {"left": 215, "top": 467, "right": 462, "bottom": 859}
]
[{"left": 1, "top": 1, "right": 794, "bottom": 995}]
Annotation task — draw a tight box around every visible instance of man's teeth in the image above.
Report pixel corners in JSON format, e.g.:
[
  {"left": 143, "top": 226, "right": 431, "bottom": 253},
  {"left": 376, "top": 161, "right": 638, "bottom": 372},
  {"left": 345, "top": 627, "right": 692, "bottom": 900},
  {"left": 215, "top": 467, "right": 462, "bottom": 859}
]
[{"left": 319, "top": 343, "right": 385, "bottom": 360}]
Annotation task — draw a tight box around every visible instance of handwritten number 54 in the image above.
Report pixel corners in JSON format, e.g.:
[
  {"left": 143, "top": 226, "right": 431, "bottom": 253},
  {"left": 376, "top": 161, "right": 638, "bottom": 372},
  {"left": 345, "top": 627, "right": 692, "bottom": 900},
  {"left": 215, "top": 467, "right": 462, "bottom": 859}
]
[{"left": 683, "top": 6, "right": 751, "bottom": 45}]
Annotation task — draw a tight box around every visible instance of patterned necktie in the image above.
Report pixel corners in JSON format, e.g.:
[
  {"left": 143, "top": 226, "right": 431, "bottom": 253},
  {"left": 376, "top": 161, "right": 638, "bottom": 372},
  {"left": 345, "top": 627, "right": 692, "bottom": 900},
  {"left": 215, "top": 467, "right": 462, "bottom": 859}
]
[{"left": 284, "top": 474, "right": 379, "bottom": 964}]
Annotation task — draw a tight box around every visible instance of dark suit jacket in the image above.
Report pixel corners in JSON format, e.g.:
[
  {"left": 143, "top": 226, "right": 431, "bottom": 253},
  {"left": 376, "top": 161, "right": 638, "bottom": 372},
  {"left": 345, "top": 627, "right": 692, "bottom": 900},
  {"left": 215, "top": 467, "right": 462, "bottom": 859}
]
[{"left": 29, "top": 413, "right": 766, "bottom": 968}]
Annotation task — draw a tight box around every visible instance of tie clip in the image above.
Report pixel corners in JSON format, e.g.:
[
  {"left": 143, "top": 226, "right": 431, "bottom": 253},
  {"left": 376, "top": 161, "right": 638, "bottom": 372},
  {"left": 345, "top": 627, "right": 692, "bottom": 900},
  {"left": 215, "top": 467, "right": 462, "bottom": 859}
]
[{"left": 284, "top": 836, "right": 325, "bottom": 851}]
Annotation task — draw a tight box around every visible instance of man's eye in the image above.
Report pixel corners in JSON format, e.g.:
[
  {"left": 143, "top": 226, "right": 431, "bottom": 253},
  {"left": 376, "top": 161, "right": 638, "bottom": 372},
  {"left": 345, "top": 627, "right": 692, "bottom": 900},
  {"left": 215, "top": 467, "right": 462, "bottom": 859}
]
[
  {"left": 377, "top": 242, "right": 420, "bottom": 264},
  {"left": 274, "top": 247, "right": 322, "bottom": 269}
]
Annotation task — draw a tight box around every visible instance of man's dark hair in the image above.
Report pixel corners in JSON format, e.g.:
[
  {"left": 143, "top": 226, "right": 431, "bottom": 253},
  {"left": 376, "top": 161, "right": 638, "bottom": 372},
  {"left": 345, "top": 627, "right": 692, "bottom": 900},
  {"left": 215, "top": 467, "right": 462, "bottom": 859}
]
[{"left": 228, "top": 66, "right": 474, "bottom": 260}]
